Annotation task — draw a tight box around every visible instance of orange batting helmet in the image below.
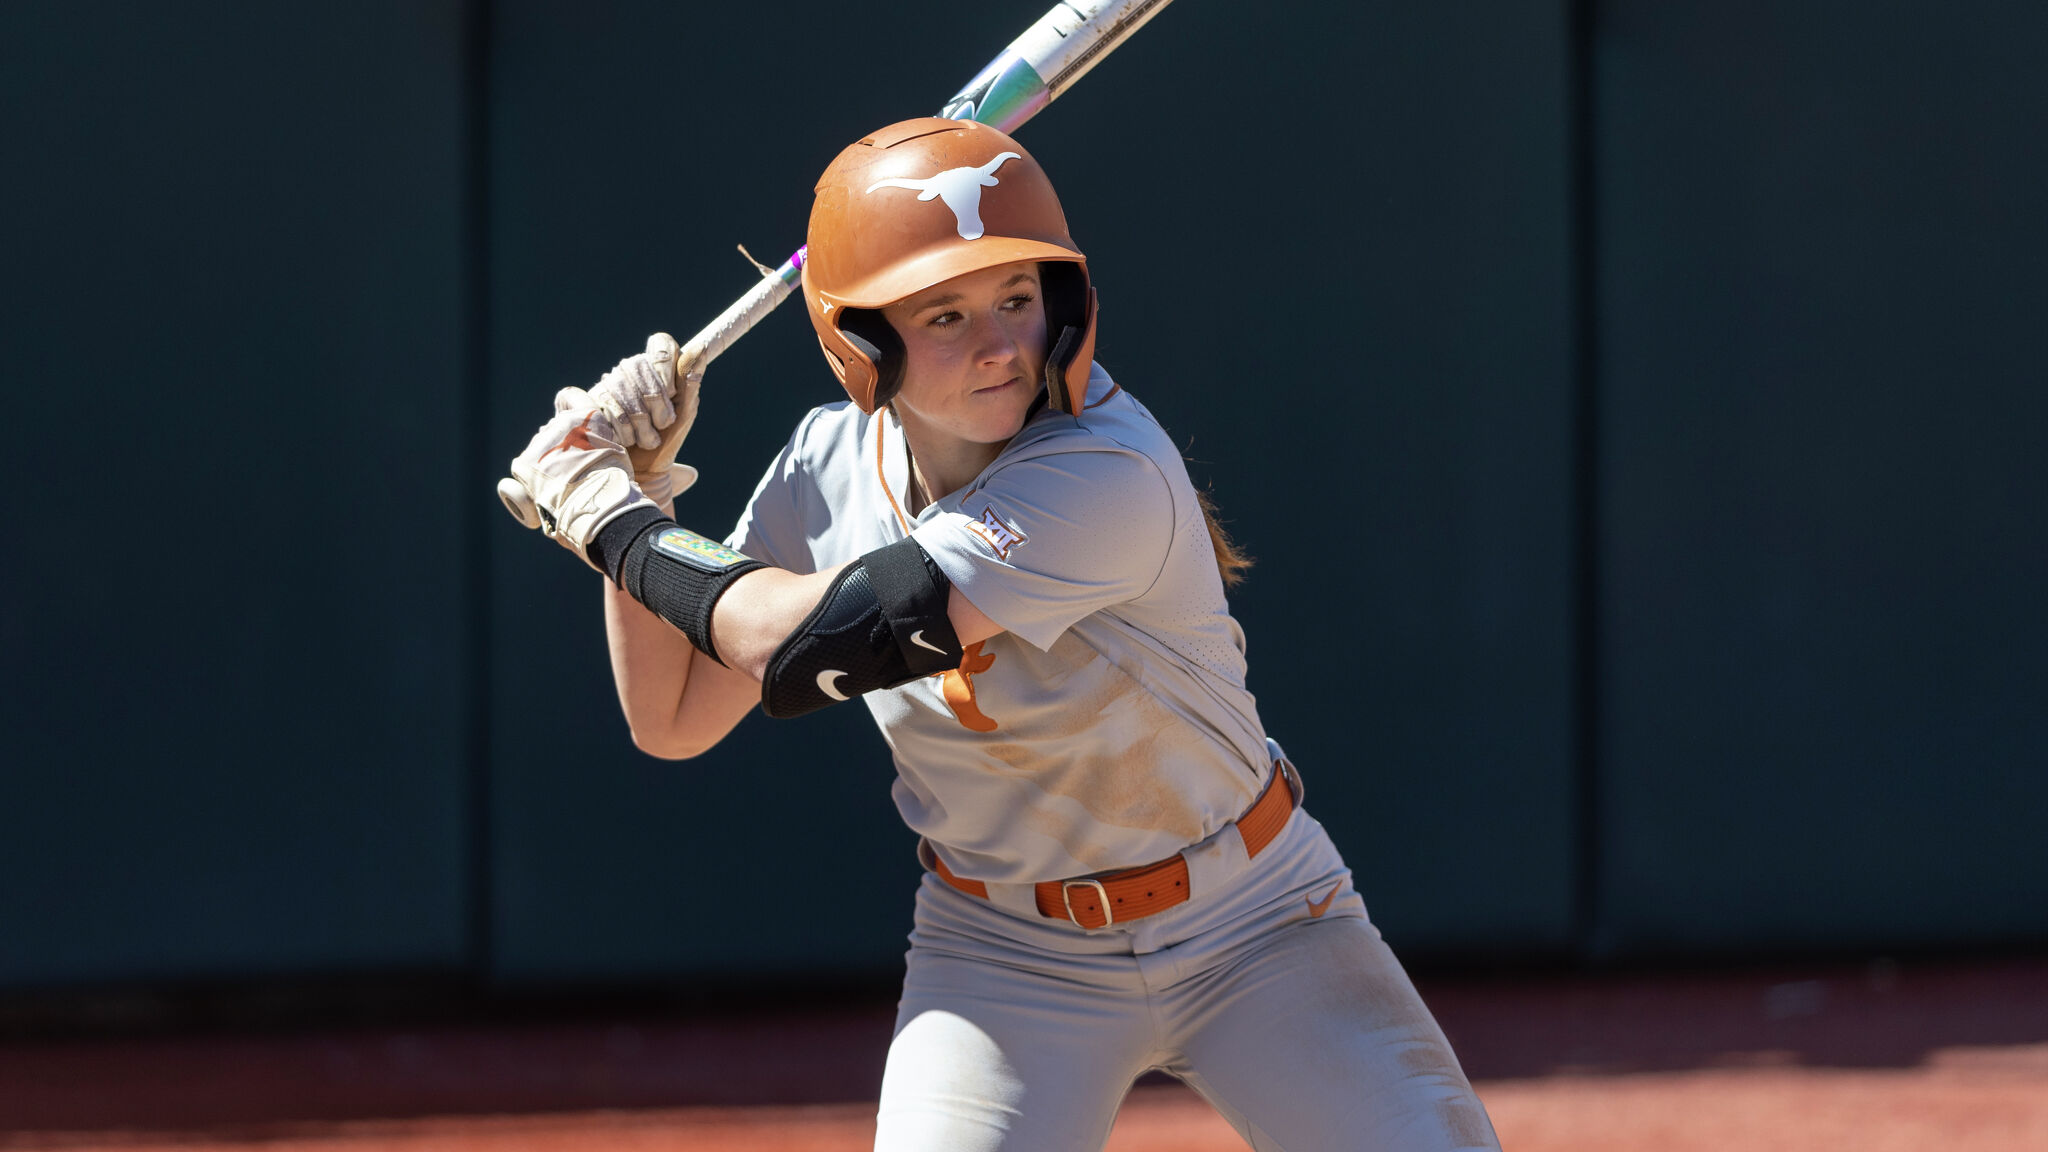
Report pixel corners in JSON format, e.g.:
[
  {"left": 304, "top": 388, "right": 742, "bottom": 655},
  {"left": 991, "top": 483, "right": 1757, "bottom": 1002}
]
[{"left": 803, "top": 118, "right": 1098, "bottom": 415}]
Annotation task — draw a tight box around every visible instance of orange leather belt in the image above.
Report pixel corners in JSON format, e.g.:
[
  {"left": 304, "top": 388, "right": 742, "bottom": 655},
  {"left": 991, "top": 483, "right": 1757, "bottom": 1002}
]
[{"left": 931, "top": 757, "right": 1303, "bottom": 930}]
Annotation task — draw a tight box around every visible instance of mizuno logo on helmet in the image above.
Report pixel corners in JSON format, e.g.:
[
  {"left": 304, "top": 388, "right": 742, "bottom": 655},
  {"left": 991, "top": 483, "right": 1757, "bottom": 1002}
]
[{"left": 865, "top": 152, "right": 1021, "bottom": 241}]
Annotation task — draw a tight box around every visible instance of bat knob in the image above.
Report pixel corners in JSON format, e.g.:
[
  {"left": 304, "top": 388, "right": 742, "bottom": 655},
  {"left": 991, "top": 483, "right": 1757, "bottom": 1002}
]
[{"left": 497, "top": 477, "right": 542, "bottom": 529}]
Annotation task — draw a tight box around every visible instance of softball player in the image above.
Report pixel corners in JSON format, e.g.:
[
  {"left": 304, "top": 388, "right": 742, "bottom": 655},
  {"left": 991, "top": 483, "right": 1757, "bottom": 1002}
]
[{"left": 509, "top": 118, "right": 1499, "bottom": 1151}]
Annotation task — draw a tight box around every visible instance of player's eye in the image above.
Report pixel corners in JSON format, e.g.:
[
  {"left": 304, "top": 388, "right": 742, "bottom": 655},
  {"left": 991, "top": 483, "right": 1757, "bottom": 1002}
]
[
  {"left": 1001, "top": 292, "right": 1037, "bottom": 312},
  {"left": 926, "top": 310, "right": 963, "bottom": 328}
]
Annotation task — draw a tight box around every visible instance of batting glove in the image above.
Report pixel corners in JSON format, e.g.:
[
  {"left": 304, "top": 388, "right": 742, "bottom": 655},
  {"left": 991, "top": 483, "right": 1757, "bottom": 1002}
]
[
  {"left": 589, "top": 332, "right": 704, "bottom": 506},
  {"left": 591, "top": 332, "right": 695, "bottom": 448},
  {"left": 507, "top": 390, "right": 657, "bottom": 572}
]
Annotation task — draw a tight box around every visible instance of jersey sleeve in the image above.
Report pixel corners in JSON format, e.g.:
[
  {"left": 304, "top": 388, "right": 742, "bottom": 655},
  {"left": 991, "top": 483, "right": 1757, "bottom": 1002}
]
[
  {"left": 723, "top": 409, "right": 822, "bottom": 575},
  {"left": 911, "top": 444, "right": 1176, "bottom": 651}
]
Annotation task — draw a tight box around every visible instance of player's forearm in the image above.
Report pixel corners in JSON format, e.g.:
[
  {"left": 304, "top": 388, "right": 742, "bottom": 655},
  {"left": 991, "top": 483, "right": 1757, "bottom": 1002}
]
[
  {"left": 709, "top": 565, "right": 852, "bottom": 682},
  {"left": 601, "top": 499, "right": 763, "bottom": 758},
  {"left": 604, "top": 578, "right": 699, "bottom": 755},
  {"left": 588, "top": 504, "right": 831, "bottom": 678},
  {"left": 603, "top": 581, "right": 769, "bottom": 758},
  {"left": 601, "top": 507, "right": 994, "bottom": 719}
]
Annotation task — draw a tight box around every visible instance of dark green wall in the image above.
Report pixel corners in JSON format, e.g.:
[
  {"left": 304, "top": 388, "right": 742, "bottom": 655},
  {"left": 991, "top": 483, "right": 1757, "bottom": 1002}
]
[
  {"left": 1590, "top": 1, "right": 2048, "bottom": 957},
  {"left": 1, "top": 3, "right": 473, "bottom": 985},
  {"left": 2, "top": 1, "right": 2041, "bottom": 993}
]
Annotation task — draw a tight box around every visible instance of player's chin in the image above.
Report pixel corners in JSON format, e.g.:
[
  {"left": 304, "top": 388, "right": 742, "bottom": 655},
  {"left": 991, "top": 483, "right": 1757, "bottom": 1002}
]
[{"left": 963, "top": 378, "right": 1039, "bottom": 439}]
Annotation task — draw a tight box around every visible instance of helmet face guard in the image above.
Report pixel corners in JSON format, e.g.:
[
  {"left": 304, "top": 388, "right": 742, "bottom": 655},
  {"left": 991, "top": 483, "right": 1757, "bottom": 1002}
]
[{"left": 803, "top": 118, "right": 1098, "bottom": 415}]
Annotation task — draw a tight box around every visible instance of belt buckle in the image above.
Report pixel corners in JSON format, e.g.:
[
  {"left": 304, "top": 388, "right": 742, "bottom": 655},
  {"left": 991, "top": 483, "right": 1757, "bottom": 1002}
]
[
  {"left": 1061, "top": 878, "right": 1113, "bottom": 929},
  {"left": 1276, "top": 754, "right": 1305, "bottom": 807}
]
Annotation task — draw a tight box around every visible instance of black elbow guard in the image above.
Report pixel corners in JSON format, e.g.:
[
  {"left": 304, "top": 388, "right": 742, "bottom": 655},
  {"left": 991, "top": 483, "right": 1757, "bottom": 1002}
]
[{"left": 762, "top": 537, "right": 964, "bottom": 718}]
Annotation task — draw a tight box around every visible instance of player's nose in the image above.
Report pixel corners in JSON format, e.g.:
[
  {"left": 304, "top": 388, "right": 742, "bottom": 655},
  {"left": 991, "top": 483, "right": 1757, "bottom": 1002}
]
[{"left": 973, "top": 314, "right": 1023, "bottom": 368}]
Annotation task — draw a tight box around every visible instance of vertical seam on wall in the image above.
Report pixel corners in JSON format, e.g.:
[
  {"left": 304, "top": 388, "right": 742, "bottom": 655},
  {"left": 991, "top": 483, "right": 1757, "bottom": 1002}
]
[
  {"left": 460, "top": 0, "right": 495, "bottom": 985},
  {"left": 1568, "top": 0, "right": 1606, "bottom": 963}
]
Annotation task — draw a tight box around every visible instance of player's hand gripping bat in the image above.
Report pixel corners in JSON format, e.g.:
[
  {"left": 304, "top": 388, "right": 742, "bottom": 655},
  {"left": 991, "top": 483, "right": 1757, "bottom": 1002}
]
[{"left": 498, "top": 0, "right": 1178, "bottom": 527}]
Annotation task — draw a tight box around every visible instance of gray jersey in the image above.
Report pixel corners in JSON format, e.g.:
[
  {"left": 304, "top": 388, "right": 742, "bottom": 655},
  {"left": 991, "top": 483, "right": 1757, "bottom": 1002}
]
[{"left": 728, "top": 365, "right": 1270, "bottom": 885}]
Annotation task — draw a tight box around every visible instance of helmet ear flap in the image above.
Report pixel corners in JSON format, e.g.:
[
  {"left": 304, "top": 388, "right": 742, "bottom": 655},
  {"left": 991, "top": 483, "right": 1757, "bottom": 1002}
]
[
  {"left": 839, "top": 309, "right": 905, "bottom": 409},
  {"left": 1039, "top": 261, "right": 1087, "bottom": 340},
  {"left": 1043, "top": 324, "right": 1083, "bottom": 415},
  {"left": 1038, "top": 262, "right": 1095, "bottom": 415}
]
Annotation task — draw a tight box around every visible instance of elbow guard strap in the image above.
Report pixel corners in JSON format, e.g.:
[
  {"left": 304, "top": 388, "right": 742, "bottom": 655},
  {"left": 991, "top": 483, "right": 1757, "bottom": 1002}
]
[
  {"left": 761, "top": 537, "right": 964, "bottom": 718},
  {"left": 619, "top": 520, "right": 768, "bottom": 665}
]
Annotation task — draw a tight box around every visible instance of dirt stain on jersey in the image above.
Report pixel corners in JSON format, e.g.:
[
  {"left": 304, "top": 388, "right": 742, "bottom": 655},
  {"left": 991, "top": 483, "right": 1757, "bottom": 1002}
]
[{"left": 973, "top": 635, "right": 1210, "bottom": 866}]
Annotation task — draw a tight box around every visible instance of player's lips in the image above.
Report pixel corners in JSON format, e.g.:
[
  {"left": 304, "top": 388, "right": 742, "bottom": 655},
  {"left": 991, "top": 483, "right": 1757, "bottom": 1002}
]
[{"left": 973, "top": 375, "right": 1024, "bottom": 395}]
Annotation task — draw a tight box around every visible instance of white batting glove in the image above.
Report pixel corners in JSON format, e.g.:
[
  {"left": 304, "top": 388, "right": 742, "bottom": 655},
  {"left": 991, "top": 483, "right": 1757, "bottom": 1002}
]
[
  {"left": 587, "top": 333, "right": 704, "bottom": 506},
  {"left": 593, "top": 332, "right": 691, "bottom": 450},
  {"left": 507, "top": 390, "right": 657, "bottom": 572},
  {"left": 634, "top": 461, "right": 700, "bottom": 509}
]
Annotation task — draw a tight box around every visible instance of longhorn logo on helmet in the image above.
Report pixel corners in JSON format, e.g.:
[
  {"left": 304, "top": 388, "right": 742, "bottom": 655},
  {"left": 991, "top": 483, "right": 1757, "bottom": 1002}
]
[{"left": 865, "top": 153, "right": 1022, "bottom": 240}]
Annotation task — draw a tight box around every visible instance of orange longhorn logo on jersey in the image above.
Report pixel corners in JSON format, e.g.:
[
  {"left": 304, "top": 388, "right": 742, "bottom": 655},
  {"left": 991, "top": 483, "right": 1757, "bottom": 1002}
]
[{"left": 941, "top": 641, "right": 999, "bottom": 732}]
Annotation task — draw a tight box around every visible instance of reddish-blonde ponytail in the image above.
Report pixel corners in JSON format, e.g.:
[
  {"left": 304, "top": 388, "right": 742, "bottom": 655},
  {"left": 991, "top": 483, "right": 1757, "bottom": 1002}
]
[{"left": 1197, "top": 488, "right": 1252, "bottom": 589}]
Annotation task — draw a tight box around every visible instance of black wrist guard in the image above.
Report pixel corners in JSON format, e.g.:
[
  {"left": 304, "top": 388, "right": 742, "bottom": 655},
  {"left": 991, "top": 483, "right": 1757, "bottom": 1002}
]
[
  {"left": 618, "top": 520, "right": 768, "bottom": 666},
  {"left": 761, "top": 537, "right": 963, "bottom": 718}
]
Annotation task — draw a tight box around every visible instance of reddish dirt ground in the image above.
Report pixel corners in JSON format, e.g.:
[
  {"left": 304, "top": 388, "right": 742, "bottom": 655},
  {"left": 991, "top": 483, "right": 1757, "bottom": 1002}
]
[{"left": 4, "top": 955, "right": 2044, "bottom": 1150}]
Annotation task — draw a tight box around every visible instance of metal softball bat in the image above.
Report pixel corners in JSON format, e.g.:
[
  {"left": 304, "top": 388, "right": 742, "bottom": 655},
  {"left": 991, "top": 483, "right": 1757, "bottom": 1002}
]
[{"left": 498, "top": 0, "right": 1179, "bottom": 528}]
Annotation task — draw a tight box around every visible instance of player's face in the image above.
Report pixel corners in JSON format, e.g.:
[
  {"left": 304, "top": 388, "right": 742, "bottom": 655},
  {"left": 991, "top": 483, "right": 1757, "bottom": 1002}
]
[{"left": 883, "top": 261, "right": 1048, "bottom": 447}]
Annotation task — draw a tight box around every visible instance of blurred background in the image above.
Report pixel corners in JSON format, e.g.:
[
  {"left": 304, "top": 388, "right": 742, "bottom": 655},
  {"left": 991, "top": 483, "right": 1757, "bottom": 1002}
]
[{"left": 2, "top": 0, "right": 2043, "bottom": 1127}]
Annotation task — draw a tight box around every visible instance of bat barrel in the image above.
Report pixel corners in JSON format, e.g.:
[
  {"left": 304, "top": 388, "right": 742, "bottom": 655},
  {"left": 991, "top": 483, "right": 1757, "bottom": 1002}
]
[{"left": 940, "top": 0, "right": 1176, "bottom": 131}]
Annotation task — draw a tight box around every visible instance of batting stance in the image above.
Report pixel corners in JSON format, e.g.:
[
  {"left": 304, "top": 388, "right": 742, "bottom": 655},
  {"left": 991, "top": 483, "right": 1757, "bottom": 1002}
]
[{"left": 508, "top": 118, "right": 1500, "bottom": 1152}]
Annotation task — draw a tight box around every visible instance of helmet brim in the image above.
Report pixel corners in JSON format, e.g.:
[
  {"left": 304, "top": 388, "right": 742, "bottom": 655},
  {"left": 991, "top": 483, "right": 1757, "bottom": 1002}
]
[{"left": 824, "top": 238, "right": 1086, "bottom": 310}]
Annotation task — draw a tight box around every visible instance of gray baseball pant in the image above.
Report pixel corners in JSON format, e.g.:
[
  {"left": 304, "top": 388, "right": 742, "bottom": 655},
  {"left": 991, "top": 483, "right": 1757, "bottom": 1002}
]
[{"left": 874, "top": 810, "right": 1501, "bottom": 1151}]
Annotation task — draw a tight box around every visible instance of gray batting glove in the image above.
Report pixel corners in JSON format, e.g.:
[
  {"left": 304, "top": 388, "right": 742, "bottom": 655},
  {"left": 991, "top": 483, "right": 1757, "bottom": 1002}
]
[
  {"left": 594, "top": 332, "right": 688, "bottom": 451},
  {"left": 507, "top": 389, "right": 657, "bottom": 572}
]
